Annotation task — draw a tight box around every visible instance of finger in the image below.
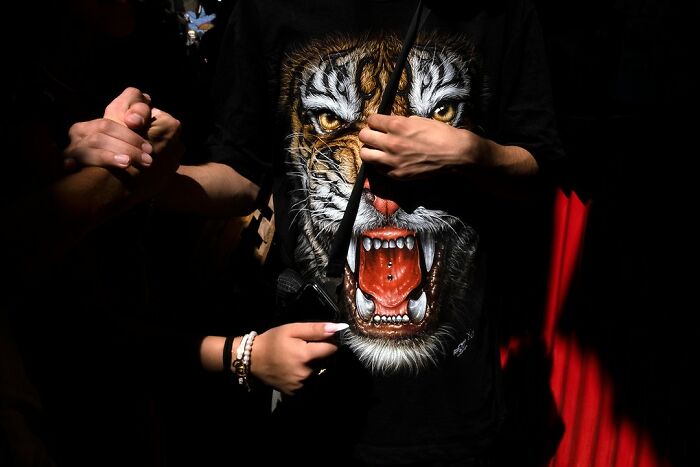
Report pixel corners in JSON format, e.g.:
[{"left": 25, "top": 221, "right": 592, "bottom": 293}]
[
  {"left": 366, "top": 113, "right": 393, "bottom": 132},
  {"left": 151, "top": 107, "right": 164, "bottom": 119},
  {"left": 150, "top": 107, "right": 178, "bottom": 127},
  {"left": 148, "top": 108, "right": 181, "bottom": 140},
  {"left": 82, "top": 133, "right": 152, "bottom": 167},
  {"left": 358, "top": 126, "right": 388, "bottom": 149},
  {"left": 103, "top": 87, "right": 149, "bottom": 124},
  {"left": 281, "top": 382, "right": 303, "bottom": 396},
  {"left": 88, "top": 120, "right": 154, "bottom": 165},
  {"left": 69, "top": 147, "right": 133, "bottom": 168},
  {"left": 68, "top": 120, "right": 92, "bottom": 140},
  {"left": 124, "top": 102, "right": 152, "bottom": 130},
  {"left": 305, "top": 341, "right": 339, "bottom": 360},
  {"left": 93, "top": 119, "right": 152, "bottom": 149},
  {"left": 85, "top": 131, "right": 148, "bottom": 159},
  {"left": 286, "top": 322, "right": 349, "bottom": 341},
  {"left": 360, "top": 146, "right": 393, "bottom": 165},
  {"left": 386, "top": 167, "right": 415, "bottom": 180}
]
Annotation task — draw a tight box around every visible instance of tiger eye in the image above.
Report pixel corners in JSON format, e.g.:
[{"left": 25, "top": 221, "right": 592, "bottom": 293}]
[
  {"left": 431, "top": 103, "right": 456, "bottom": 123},
  {"left": 318, "top": 112, "right": 342, "bottom": 132}
]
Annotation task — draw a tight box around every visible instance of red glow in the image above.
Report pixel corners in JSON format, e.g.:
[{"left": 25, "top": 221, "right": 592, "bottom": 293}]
[{"left": 501, "top": 189, "right": 667, "bottom": 466}]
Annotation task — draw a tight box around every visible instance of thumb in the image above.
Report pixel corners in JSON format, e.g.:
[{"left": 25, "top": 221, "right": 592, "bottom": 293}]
[
  {"left": 286, "top": 322, "right": 349, "bottom": 341},
  {"left": 104, "top": 87, "right": 150, "bottom": 127},
  {"left": 123, "top": 102, "right": 152, "bottom": 131}
]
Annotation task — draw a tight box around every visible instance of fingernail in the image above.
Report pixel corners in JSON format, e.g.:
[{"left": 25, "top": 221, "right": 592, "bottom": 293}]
[
  {"left": 126, "top": 113, "right": 144, "bottom": 127},
  {"left": 324, "top": 323, "right": 349, "bottom": 333},
  {"left": 114, "top": 154, "right": 130, "bottom": 166},
  {"left": 141, "top": 153, "right": 153, "bottom": 166},
  {"left": 141, "top": 142, "right": 152, "bottom": 153}
]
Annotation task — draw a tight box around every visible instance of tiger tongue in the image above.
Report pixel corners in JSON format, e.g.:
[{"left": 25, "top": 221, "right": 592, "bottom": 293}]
[{"left": 358, "top": 241, "right": 421, "bottom": 308}]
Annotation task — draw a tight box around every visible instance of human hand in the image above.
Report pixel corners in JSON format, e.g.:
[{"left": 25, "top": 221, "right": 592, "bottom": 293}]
[
  {"left": 107, "top": 88, "right": 184, "bottom": 185},
  {"left": 103, "top": 86, "right": 152, "bottom": 133},
  {"left": 249, "top": 322, "right": 348, "bottom": 395},
  {"left": 64, "top": 118, "right": 154, "bottom": 170},
  {"left": 145, "top": 107, "right": 184, "bottom": 166},
  {"left": 104, "top": 88, "right": 183, "bottom": 162},
  {"left": 358, "top": 114, "right": 486, "bottom": 179},
  {"left": 64, "top": 87, "right": 154, "bottom": 170},
  {"left": 129, "top": 107, "right": 184, "bottom": 199},
  {"left": 63, "top": 87, "right": 183, "bottom": 204}
]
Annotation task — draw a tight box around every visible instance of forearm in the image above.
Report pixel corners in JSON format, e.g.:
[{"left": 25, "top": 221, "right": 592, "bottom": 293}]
[
  {"left": 200, "top": 335, "right": 239, "bottom": 372},
  {"left": 360, "top": 115, "right": 546, "bottom": 200},
  {"left": 456, "top": 136, "right": 543, "bottom": 201},
  {"left": 6, "top": 166, "right": 137, "bottom": 278},
  {"left": 48, "top": 166, "right": 138, "bottom": 225},
  {"left": 155, "top": 162, "right": 260, "bottom": 218}
]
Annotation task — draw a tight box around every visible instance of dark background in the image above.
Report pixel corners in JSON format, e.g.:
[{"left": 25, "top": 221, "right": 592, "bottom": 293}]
[
  {"left": 2, "top": 0, "right": 696, "bottom": 466},
  {"left": 536, "top": 0, "right": 697, "bottom": 465}
]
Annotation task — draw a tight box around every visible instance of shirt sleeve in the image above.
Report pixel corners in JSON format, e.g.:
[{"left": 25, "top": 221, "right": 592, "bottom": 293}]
[
  {"left": 496, "top": 0, "right": 567, "bottom": 175},
  {"left": 202, "top": 1, "right": 273, "bottom": 188}
]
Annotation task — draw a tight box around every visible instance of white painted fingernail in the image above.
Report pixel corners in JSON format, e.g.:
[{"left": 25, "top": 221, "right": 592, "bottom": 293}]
[{"left": 324, "top": 323, "right": 349, "bottom": 333}]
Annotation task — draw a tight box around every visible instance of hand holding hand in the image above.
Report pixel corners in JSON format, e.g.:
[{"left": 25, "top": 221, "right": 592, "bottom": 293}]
[
  {"left": 63, "top": 118, "right": 154, "bottom": 170},
  {"left": 64, "top": 87, "right": 154, "bottom": 170},
  {"left": 103, "top": 86, "right": 153, "bottom": 132},
  {"left": 105, "top": 87, "right": 184, "bottom": 181}
]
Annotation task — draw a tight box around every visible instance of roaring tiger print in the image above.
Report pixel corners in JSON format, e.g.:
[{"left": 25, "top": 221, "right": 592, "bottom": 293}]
[{"left": 279, "top": 33, "right": 483, "bottom": 375}]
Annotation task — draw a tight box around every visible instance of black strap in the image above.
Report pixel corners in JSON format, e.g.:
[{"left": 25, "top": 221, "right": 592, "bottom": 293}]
[
  {"left": 222, "top": 335, "right": 235, "bottom": 376},
  {"left": 326, "top": 0, "right": 426, "bottom": 278}
]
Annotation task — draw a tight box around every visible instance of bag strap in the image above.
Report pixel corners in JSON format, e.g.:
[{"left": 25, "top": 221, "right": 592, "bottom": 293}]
[{"left": 326, "top": 0, "right": 428, "bottom": 278}]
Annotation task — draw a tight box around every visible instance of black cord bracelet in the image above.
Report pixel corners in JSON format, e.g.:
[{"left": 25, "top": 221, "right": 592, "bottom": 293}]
[{"left": 222, "top": 336, "right": 235, "bottom": 375}]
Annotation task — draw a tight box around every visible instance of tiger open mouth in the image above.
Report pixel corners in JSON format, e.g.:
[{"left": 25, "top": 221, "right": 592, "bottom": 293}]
[{"left": 344, "top": 226, "right": 442, "bottom": 338}]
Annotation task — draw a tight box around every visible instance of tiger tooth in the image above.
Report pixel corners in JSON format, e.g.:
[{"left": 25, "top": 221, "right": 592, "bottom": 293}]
[
  {"left": 347, "top": 235, "right": 357, "bottom": 273},
  {"left": 406, "top": 236, "right": 415, "bottom": 250},
  {"left": 355, "top": 288, "right": 375, "bottom": 321},
  {"left": 362, "top": 237, "right": 372, "bottom": 251},
  {"left": 422, "top": 232, "right": 435, "bottom": 272},
  {"left": 407, "top": 291, "right": 427, "bottom": 323}
]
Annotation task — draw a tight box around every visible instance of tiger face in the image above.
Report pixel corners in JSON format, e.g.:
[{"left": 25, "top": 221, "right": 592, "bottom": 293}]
[{"left": 280, "top": 34, "right": 482, "bottom": 375}]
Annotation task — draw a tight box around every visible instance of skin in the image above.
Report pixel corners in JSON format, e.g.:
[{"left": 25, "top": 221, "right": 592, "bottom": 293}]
[
  {"left": 69, "top": 93, "right": 542, "bottom": 396},
  {"left": 69, "top": 87, "right": 342, "bottom": 396},
  {"left": 5, "top": 88, "right": 181, "bottom": 283},
  {"left": 200, "top": 323, "right": 344, "bottom": 396},
  {"left": 359, "top": 114, "right": 540, "bottom": 200},
  {"left": 172, "top": 115, "right": 542, "bottom": 394}
]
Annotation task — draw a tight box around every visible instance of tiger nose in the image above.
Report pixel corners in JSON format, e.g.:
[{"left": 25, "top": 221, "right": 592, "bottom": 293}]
[{"left": 363, "top": 178, "right": 400, "bottom": 216}]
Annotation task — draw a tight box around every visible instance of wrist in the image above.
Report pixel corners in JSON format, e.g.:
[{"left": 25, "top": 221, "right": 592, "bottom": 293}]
[
  {"left": 468, "top": 132, "right": 493, "bottom": 168},
  {"left": 231, "top": 331, "right": 257, "bottom": 392}
]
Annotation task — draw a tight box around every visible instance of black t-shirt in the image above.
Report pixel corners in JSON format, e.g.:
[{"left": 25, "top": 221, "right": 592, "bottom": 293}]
[{"left": 207, "top": 0, "right": 563, "bottom": 464}]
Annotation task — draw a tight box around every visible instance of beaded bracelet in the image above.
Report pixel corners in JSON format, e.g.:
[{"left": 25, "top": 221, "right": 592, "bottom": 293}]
[{"left": 232, "top": 331, "right": 257, "bottom": 392}]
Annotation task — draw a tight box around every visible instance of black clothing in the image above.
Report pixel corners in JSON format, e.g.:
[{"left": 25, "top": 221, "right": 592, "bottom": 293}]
[{"left": 207, "top": 0, "right": 562, "bottom": 464}]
